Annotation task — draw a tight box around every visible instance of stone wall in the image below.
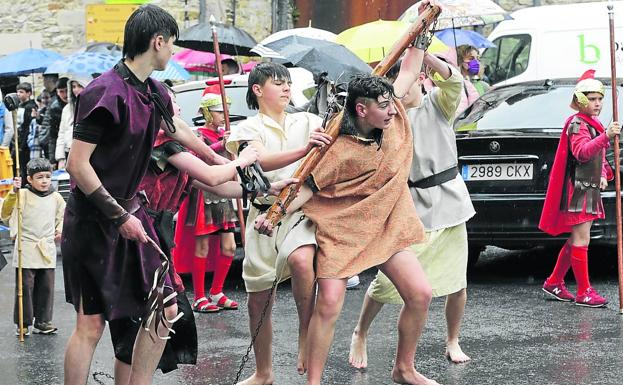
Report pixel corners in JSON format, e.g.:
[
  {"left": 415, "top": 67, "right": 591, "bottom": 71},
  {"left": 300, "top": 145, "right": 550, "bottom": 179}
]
[{"left": 0, "top": 0, "right": 272, "bottom": 55}]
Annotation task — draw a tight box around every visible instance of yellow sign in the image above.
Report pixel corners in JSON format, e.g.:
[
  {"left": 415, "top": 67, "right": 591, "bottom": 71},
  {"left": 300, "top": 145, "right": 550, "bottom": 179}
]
[{"left": 86, "top": 4, "right": 140, "bottom": 44}]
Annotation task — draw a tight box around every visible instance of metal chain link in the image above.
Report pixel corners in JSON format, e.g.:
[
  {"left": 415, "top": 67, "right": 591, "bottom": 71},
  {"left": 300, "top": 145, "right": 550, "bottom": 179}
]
[
  {"left": 233, "top": 215, "right": 306, "bottom": 384},
  {"left": 233, "top": 276, "right": 279, "bottom": 384},
  {"left": 92, "top": 371, "right": 115, "bottom": 384}
]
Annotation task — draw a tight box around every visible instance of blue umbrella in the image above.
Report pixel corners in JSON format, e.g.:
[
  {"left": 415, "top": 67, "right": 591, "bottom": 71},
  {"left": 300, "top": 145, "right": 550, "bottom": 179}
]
[
  {"left": 0, "top": 48, "right": 63, "bottom": 76},
  {"left": 151, "top": 60, "right": 190, "bottom": 81},
  {"left": 45, "top": 52, "right": 121, "bottom": 75},
  {"left": 435, "top": 29, "right": 495, "bottom": 49}
]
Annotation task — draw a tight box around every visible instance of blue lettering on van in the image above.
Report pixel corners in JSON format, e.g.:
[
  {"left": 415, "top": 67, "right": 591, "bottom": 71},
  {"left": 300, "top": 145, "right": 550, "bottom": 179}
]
[{"left": 578, "top": 34, "right": 600, "bottom": 64}]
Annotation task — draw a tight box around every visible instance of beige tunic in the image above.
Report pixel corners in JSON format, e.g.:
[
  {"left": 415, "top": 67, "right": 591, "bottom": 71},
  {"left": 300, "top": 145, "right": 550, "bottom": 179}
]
[
  {"left": 226, "top": 111, "right": 322, "bottom": 292},
  {"left": 1, "top": 189, "right": 65, "bottom": 269},
  {"left": 304, "top": 101, "right": 425, "bottom": 279}
]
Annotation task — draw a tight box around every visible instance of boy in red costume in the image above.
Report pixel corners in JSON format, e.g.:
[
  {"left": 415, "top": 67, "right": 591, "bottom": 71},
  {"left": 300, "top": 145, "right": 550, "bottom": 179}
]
[
  {"left": 173, "top": 85, "right": 240, "bottom": 313},
  {"left": 539, "top": 69, "right": 620, "bottom": 307}
]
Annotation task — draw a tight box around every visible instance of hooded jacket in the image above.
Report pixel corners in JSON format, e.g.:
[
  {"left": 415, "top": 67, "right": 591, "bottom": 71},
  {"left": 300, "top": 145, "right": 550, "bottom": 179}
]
[{"left": 55, "top": 75, "right": 92, "bottom": 162}]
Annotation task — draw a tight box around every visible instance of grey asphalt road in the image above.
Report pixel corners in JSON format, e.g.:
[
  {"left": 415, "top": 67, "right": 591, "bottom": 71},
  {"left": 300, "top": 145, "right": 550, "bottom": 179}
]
[{"left": 1, "top": 245, "right": 623, "bottom": 385}]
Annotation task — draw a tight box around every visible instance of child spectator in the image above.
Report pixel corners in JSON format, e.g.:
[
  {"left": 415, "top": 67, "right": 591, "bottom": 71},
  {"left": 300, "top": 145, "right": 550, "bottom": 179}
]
[{"left": 1, "top": 158, "right": 65, "bottom": 335}]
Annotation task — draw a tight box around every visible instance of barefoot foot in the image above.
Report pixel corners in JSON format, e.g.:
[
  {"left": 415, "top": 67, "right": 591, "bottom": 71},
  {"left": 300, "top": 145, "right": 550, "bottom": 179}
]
[
  {"left": 348, "top": 330, "right": 368, "bottom": 369},
  {"left": 297, "top": 333, "right": 307, "bottom": 375},
  {"left": 444, "top": 342, "right": 471, "bottom": 364},
  {"left": 391, "top": 366, "right": 441, "bottom": 385},
  {"left": 235, "top": 372, "right": 274, "bottom": 385}
]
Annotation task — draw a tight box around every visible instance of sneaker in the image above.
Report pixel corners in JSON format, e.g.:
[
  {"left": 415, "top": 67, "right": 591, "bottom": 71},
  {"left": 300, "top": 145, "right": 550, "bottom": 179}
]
[
  {"left": 542, "top": 281, "right": 575, "bottom": 302},
  {"left": 15, "top": 326, "right": 30, "bottom": 337},
  {"left": 346, "top": 275, "right": 360, "bottom": 290},
  {"left": 575, "top": 288, "right": 608, "bottom": 308},
  {"left": 33, "top": 322, "right": 58, "bottom": 335}
]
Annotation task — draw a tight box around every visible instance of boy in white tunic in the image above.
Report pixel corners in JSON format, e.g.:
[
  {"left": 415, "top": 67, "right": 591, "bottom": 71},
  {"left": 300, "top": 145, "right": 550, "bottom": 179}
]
[
  {"left": 2, "top": 158, "right": 65, "bottom": 336},
  {"left": 226, "top": 62, "right": 331, "bottom": 384},
  {"left": 348, "top": 51, "right": 476, "bottom": 368}
]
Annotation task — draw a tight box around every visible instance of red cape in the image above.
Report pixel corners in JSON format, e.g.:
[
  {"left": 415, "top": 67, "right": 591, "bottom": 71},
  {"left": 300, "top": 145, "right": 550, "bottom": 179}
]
[{"left": 539, "top": 113, "right": 612, "bottom": 236}]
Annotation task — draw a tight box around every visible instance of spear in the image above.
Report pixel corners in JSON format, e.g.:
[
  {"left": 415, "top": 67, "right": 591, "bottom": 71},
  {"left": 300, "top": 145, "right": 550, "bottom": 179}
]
[
  {"left": 210, "top": 15, "right": 246, "bottom": 246},
  {"left": 3, "top": 93, "right": 24, "bottom": 341},
  {"left": 607, "top": 4, "right": 623, "bottom": 314}
]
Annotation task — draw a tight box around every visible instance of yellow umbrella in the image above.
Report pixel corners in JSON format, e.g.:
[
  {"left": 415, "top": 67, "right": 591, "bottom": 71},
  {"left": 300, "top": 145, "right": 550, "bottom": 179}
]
[{"left": 336, "top": 19, "right": 447, "bottom": 63}]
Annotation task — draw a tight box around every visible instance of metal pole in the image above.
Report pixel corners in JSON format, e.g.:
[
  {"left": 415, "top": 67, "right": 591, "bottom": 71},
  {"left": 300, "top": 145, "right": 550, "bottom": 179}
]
[
  {"left": 210, "top": 15, "right": 246, "bottom": 246},
  {"left": 608, "top": 4, "right": 623, "bottom": 314}
]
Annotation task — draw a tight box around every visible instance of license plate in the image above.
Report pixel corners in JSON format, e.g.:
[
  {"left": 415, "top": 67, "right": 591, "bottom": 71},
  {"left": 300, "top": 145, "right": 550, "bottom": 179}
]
[{"left": 461, "top": 163, "right": 533, "bottom": 181}]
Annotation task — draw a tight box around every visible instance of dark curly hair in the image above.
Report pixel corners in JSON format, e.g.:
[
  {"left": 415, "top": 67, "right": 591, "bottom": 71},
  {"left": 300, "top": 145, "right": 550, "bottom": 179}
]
[{"left": 344, "top": 74, "right": 395, "bottom": 117}]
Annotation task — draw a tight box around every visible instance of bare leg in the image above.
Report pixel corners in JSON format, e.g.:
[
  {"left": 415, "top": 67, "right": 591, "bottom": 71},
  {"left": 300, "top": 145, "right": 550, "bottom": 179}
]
[
  {"left": 64, "top": 308, "right": 106, "bottom": 385},
  {"left": 349, "top": 293, "right": 384, "bottom": 369},
  {"left": 306, "top": 278, "right": 347, "bottom": 385},
  {"left": 444, "top": 288, "right": 470, "bottom": 363},
  {"left": 237, "top": 290, "right": 275, "bottom": 385},
  {"left": 126, "top": 304, "right": 178, "bottom": 385},
  {"left": 379, "top": 250, "right": 440, "bottom": 385},
  {"left": 114, "top": 359, "right": 131, "bottom": 385},
  {"left": 287, "top": 245, "right": 316, "bottom": 375}
]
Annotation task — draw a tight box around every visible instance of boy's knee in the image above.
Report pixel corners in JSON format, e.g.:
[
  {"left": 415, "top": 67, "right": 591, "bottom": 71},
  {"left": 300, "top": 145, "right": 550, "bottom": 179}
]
[
  {"left": 247, "top": 292, "right": 272, "bottom": 315},
  {"left": 288, "top": 249, "right": 313, "bottom": 273},
  {"left": 404, "top": 285, "right": 433, "bottom": 309},
  {"left": 221, "top": 243, "right": 236, "bottom": 257},
  {"left": 76, "top": 316, "right": 105, "bottom": 342}
]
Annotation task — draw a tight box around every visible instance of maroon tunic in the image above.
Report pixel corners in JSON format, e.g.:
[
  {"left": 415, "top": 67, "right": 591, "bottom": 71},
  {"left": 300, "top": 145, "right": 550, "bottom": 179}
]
[{"left": 61, "top": 62, "right": 175, "bottom": 321}]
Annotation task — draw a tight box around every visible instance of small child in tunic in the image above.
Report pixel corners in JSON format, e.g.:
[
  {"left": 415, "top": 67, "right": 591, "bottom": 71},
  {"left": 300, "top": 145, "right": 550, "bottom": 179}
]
[
  {"left": 2, "top": 158, "right": 65, "bottom": 336},
  {"left": 539, "top": 69, "right": 620, "bottom": 308},
  {"left": 254, "top": 46, "right": 439, "bottom": 385}
]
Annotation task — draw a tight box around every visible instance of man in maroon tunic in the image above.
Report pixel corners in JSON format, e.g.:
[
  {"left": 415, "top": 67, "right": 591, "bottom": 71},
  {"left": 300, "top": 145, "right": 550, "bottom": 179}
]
[{"left": 61, "top": 5, "right": 228, "bottom": 385}]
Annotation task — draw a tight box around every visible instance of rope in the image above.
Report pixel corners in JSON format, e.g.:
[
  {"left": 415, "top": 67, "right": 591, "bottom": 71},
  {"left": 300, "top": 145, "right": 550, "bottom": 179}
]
[{"left": 92, "top": 371, "right": 114, "bottom": 384}]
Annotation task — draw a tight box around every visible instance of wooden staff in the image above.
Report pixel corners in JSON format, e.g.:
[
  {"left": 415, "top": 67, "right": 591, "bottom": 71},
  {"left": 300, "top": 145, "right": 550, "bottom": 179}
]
[
  {"left": 608, "top": 4, "right": 623, "bottom": 314},
  {"left": 210, "top": 16, "right": 246, "bottom": 246},
  {"left": 264, "top": 5, "right": 442, "bottom": 226},
  {"left": 4, "top": 93, "right": 25, "bottom": 341}
]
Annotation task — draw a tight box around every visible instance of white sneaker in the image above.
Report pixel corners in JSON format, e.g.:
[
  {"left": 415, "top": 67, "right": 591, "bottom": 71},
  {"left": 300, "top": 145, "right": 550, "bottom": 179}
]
[{"left": 346, "top": 275, "right": 360, "bottom": 290}]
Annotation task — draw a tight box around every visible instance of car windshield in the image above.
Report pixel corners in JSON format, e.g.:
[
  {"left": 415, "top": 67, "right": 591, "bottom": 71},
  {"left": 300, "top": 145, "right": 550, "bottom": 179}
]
[
  {"left": 454, "top": 85, "right": 618, "bottom": 131},
  {"left": 175, "top": 86, "right": 254, "bottom": 127}
]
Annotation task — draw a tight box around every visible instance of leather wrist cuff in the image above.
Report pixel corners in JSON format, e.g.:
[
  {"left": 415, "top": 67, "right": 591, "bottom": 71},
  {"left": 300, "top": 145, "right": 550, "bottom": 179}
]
[{"left": 86, "top": 185, "right": 130, "bottom": 227}]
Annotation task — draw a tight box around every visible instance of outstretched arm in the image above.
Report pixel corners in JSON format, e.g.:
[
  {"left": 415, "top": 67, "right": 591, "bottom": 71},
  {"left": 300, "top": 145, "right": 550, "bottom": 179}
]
[
  {"left": 166, "top": 145, "right": 259, "bottom": 187},
  {"left": 393, "top": 47, "right": 425, "bottom": 99},
  {"left": 166, "top": 116, "right": 229, "bottom": 165}
]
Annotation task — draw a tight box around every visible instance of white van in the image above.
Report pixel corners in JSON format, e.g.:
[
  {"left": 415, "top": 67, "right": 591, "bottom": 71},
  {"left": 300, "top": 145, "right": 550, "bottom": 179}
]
[{"left": 481, "top": 1, "right": 623, "bottom": 86}]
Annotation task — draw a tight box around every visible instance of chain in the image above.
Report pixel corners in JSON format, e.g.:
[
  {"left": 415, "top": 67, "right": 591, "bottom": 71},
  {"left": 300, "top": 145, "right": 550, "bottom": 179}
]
[
  {"left": 92, "top": 371, "right": 115, "bottom": 384},
  {"left": 233, "top": 215, "right": 306, "bottom": 384},
  {"left": 233, "top": 276, "right": 279, "bottom": 384}
]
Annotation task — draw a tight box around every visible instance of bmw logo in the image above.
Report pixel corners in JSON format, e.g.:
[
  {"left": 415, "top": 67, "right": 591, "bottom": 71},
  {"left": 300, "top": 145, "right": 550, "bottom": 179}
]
[{"left": 489, "top": 141, "right": 500, "bottom": 153}]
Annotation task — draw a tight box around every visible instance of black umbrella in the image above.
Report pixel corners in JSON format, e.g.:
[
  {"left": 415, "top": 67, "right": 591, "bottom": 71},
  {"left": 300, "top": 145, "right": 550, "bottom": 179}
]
[
  {"left": 176, "top": 22, "right": 257, "bottom": 56},
  {"left": 264, "top": 35, "right": 371, "bottom": 82}
]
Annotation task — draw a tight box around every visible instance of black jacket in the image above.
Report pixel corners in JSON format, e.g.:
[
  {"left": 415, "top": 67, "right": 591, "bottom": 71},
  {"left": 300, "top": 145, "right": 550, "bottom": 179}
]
[
  {"left": 39, "top": 96, "right": 67, "bottom": 160},
  {"left": 17, "top": 99, "right": 37, "bottom": 150}
]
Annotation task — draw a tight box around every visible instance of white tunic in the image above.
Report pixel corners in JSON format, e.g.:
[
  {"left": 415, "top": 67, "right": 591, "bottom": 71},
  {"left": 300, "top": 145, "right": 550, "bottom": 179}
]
[
  {"left": 407, "top": 67, "right": 475, "bottom": 231},
  {"left": 1, "top": 189, "right": 65, "bottom": 269}
]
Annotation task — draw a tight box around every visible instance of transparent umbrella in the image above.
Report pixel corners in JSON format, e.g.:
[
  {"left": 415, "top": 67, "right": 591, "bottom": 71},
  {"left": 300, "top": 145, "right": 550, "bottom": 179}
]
[{"left": 400, "top": 0, "right": 511, "bottom": 29}]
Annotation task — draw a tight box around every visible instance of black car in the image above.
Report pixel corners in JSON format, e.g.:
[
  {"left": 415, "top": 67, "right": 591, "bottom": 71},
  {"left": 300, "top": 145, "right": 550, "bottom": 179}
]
[{"left": 454, "top": 78, "right": 621, "bottom": 264}]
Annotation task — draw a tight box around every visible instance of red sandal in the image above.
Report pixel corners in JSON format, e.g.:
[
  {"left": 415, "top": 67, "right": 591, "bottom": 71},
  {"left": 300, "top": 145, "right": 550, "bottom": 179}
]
[
  {"left": 192, "top": 297, "right": 220, "bottom": 313},
  {"left": 210, "top": 292, "right": 239, "bottom": 310}
]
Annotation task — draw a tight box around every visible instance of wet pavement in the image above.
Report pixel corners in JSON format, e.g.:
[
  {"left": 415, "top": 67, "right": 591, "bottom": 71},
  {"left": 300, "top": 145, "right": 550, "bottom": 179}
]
[{"left": 2, "top": 245, "right": 623, "bottom": 385}]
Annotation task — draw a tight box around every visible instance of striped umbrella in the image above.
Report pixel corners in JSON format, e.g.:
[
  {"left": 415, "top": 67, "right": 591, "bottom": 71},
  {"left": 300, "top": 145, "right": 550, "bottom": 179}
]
[{"left": 152, "top": 60, "right": 190, "bottom": 81}]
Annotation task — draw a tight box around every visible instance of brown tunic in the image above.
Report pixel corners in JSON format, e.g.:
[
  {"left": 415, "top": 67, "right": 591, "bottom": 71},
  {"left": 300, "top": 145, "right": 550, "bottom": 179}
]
[{"left": 303, "top": 101, "right": 425, "bottom": 279}]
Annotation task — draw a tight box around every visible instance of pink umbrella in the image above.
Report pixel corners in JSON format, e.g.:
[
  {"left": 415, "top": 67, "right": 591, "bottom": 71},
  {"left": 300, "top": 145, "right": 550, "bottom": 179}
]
[
  {"left": 241, "top": 60, "right": 260, "bottom": 72},
  {"left": 172, "top": 48, "right": 231, "bottom": 73}
]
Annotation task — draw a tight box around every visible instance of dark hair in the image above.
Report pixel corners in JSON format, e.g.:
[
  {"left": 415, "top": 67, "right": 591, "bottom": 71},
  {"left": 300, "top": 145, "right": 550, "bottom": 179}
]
[
  {"left": 122, "top": 4, "right": 179, "bottom": 60},
  {"left": 56, "top": 77, "right": 69, "bottom": 90},
  {"left": 27, "top": 158, "right": 53, "bottom": 176},
  {"left": 246, "top": 62, "right": 291, "bottom": 110},
  {"left": 222, "top": 58, "right": 240, "bottom": 73},
  {"left": 345, "top": 74, "right": 395, "bottom": 117},
  {"left": 16, "top": 82, "right": 32, "bottom": 93}
]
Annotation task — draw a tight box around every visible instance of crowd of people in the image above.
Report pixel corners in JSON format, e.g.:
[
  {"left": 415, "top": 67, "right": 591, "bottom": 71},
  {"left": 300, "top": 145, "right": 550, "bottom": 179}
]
[{"left": 2, "top": 2, "right": 619, "bottom": 385}]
